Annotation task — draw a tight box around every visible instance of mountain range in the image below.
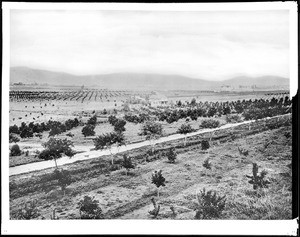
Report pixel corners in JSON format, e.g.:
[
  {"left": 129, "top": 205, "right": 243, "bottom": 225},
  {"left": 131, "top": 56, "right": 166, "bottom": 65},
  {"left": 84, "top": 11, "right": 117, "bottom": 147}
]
[{"left": 10, "top": 67, "right": 289, "bottom": 91}]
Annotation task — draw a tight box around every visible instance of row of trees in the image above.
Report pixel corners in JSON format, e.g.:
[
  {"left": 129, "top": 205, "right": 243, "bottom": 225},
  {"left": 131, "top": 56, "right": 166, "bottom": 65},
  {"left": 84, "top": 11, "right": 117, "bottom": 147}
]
[
  {"left": 9, "top": 118, "right": 81, "bottom": 139},
  {"left": 122, "top": 97, "right": 291, "bottom": 125}
]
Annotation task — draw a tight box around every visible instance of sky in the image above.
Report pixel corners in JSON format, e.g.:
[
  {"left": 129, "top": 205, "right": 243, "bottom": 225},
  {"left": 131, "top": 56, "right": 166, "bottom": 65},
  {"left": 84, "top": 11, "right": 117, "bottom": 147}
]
[{"left": 10, "top": 9, "right": 289, "bottom": 80}]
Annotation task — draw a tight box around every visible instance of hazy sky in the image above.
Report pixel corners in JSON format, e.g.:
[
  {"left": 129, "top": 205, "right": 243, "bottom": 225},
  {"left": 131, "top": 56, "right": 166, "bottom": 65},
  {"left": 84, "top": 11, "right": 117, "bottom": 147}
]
[{"left": 10, "top": 10, "right": 289, "bottom": 80}]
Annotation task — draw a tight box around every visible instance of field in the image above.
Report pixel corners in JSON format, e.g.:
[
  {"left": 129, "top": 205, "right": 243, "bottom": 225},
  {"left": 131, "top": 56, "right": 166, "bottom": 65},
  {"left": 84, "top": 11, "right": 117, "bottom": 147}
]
[
  {"left": 9, "top": 115, "right": 292, "bottom": 219},
  {"left": 8, "top": 87, "right": 292, "bottom": 220}
]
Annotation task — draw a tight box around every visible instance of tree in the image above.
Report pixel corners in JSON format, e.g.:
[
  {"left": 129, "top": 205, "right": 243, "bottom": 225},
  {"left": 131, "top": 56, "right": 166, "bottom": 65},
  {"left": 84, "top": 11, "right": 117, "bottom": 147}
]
[
  {"left": 177, "top": 100, "right": 182, "bottom": 107},
  {"left": 199, "top": 119, "right": 220, "bottom": 129},
  {"left": 93, "top": 132, "right": 125, "bottom": 165},
  {"left": 48, "top": 126, "right": 62, "bottom": 137},
  {"left": 113, "top": 119, "right": 126, "bottom": 133},
  {"left": 38, "top": 138, "right": 75, "bottom": 162},
  {"left": 10, "top": 144, "right": 21, "bottom": 156},
  {"left": 53, "top": 168, "right": 72, "bottom": 195},
  {"left": 81, "top": 124, "right": 96, "bottom": 137},
  {"left": 201, "top": 140, "right": 210, "bottom": 150},
  {"left": 177, "top": 123, "right": 194, "bottom": 146},
  {"left": 87, "top": 115, "right": 97, "bottom": 125},
  {"left": 151, "top": 170, "right": 166, "bottom": 198},
  {"left": 139, "top": 121, "right": 163, "bottom": 154},
  {"left": 246, "top": 163, "right": 270, "bottom": 190},
  {"left": 166, "top": 147, "right": 177, "bottom": 163},
  {"left": 9, "top": 125, "right": 19, "bottom": 134},
  {"left": 121, "top": 154, "right": 135, "bottom": 175},
  {"left": 190, "top": 98, "right": 196, "bottom": 106},
  {"left": 78, "top": 196, "right": 104, "bottom": 219},
  {"left": 20, "top": 127, "right": 33, "bottom": 138},
  {"left": 108, "top": 115, "right": 118, "bottom": 126}
]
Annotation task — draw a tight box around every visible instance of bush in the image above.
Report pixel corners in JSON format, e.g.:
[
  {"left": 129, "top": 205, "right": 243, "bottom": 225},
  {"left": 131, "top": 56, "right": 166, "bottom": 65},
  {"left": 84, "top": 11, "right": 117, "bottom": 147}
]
[
  {"left": 48, "top": 126, "right": 63, "bottom": 137},
  {"left": 202, "top": 158, "right": 212, "bottom": 170},
  {"left": 87, "top": 115, "right": 97, "bottom": 125},
  {"left": 121, "top": 154, "right": 135, "bottom": 175},
  {"left": 78, "top": 196, "right": 104, "bottom": 219},
  {"left": 151, "top": 170, "right": 166, "bottom": 188},
  {"left": 201, "top": 140, "right": 210, "bottom": 150},
  {"left": 195, "top": 188, "right": 226, "bottom": 219},
  {"left": 166, "top": 147, "right": 177, "bottom": 163},
  {"left": 14, "top": 200, "right": 40, "bottom": 220},
  {"left": 38, "top": 138, "right": 74, "bottom": 160},
  {"left": 81, "top": 124, "right": 96, "bottom": 137},
  {"left": 94, "top": 132, "right": 125, "bottom": 150},
  {"left": 9, "top": 125, "right": 19, "bottom": 134},
  {"left": 177, "top": 124, "right": 194, "bottom": 134},
  {"left": 226, "top": 114, "right": 242, "bottom": 123},
  {"left": 9, "top": 133, "right": 20, "bottom": 143},
  {"left": 113, "top": 119, "right": 126, "bottom": 133},
  {"left": 20, "top": 127, "right": 33, "bottom": 138},
  {"left": 10, "top": 144, "right": 21, "bottom": 156},
  {"left": 53, "top": 169, "right": 72, "bottom": 192},
  {"left": 108, "top": 115, "right": 118, "bottom": 126},
  {"left": 246, "top": 163, "right": 270, "bottom": 190},
  {"left": 199, "top": 119, "right": 220, "bottom": 129},
  {"left": 243, "top": 107, "right": 265, "bottom": 120}
]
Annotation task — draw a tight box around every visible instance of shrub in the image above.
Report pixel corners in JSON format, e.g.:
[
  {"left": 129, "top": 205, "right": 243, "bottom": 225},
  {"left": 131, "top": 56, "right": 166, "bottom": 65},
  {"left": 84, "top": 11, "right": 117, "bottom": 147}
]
[
  {"left": 166, "top": 147, "right": 177, "bottom": 163},
  {"left": 246, "top": 163, "right": 270, "bottom": 190},
  {"left": 87, "top": 115, "right": 97, "bottom": 125},
  {"left": 14, "top": 200, "right": 40, "bottom": 220},
  {"left": 195, "top": 188, "right": 226, "bottom": 219},
  {"left": 94, "top": 132, "right": 125, "bottom": 150},
  {"left": 202, "top": 158, "right": 212, "bottom": 170},
  {"left": 20, "top": 127, "right": 33, "bottom": 138},
  {"left": 9, "top": 125, "right": 19, "bottom": 134},
  {"left": 66, "top": 132, "right": 74, "bottom": 137},
  {"left": 82, "top": 124, "right": 96, "bottom": 137},
  {"left": 243, "top": 107, "right": 264, "bottom": 120},
  {"left": 199, "top": 119, "right": 220, "bottom": 129},
  {"left": 113, "top": 119, "right": 126, "bottom": 133},
  {"left": 121, "top": 154, "right": 135, "bottom": 175},
  {"left": 108, "top": 115, "right": 118, "bottom": 126},
  {"left": 10, "top": 144, "right": 21, "bottom": 156},
  {"left": 226, "top": 114, "right": 242, "bottom": 123},
  {"left": 177, "top": 123, "right": 194, "bottom": 146},
  {"left": 78, "top": 196, "right": 104, "bottom": 219},
  {"left": 151, "top": 170, "right": 166, "bottom": 197},
  {"left": 238, "top": 146, "right": 249, "bottom": 156},
  {"left": 48, "top": 126, "right": 63, "bottom": 137},
  {"left": 9, "top": 133, "right": 20, "bottom": 143},
  {"left": 53, "top": 169, "right": 72, "bottom": 192},
  {"left": 201, "top": 140, "right": 210, "bottom": 150},
  {"left": 38, "top": 138, "right": 74, "bottom": 160}
]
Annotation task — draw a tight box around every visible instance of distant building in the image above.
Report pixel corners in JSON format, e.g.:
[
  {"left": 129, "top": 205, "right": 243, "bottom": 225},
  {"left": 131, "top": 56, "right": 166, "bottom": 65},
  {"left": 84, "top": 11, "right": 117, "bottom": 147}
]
[
  {"left": 148, "top": 93, "right": 168, "bottom": 107},
  {"left": 220, "top": 85, "right": 234, "bottom": 92}
]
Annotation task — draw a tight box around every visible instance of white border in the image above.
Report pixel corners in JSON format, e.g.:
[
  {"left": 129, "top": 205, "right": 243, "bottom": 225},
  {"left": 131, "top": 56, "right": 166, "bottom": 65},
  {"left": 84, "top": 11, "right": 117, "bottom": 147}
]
[{"left": 2, "top": 2, "right": 298, "bottom": 235}]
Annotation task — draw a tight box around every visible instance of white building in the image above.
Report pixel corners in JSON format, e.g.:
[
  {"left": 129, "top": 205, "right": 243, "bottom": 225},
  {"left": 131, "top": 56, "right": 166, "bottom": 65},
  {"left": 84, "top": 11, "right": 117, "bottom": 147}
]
[{"left": 148, "top": 93, "right": 168, "bottom": 107}]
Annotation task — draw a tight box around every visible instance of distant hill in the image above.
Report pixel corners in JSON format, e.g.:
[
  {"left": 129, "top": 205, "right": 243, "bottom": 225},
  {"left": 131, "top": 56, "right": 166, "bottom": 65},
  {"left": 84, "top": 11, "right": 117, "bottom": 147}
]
[{"left": 10, "top": 67, "right": 289, "bottom": 91}]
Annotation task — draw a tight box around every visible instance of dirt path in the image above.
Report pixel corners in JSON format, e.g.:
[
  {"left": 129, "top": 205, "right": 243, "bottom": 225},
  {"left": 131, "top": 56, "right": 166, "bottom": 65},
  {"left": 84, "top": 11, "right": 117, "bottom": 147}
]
[{"left": 9, "top": 114, "right": 289, "bottom": 176}]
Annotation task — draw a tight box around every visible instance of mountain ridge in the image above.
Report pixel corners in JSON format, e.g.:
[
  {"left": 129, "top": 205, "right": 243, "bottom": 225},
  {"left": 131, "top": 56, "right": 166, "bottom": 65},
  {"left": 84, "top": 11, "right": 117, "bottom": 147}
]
[{"left": 10, "top": 67, "right": 289, "bottom": 91}]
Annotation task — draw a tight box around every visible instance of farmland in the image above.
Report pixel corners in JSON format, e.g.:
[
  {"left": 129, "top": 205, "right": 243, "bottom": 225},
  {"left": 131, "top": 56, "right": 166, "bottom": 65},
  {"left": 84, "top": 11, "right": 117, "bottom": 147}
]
[{"left": 8, "top": 87, "right": 292, "bottom": 220}]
